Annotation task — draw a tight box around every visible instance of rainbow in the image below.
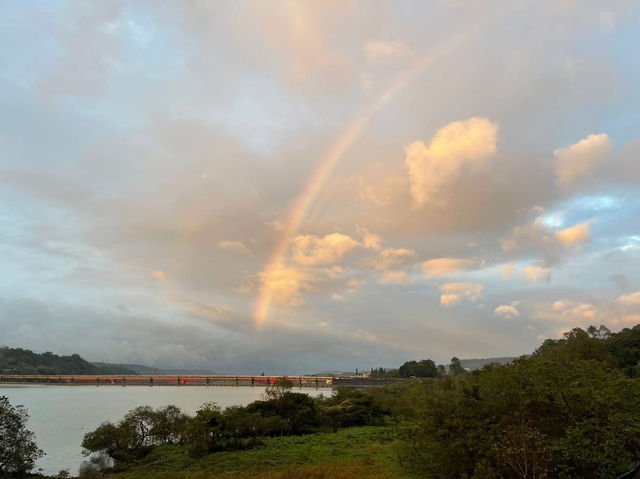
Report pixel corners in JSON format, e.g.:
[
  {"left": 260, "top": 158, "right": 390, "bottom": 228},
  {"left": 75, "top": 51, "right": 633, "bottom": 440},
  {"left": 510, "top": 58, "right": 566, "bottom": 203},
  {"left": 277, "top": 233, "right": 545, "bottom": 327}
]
[{"left": 254, "top": 23, "right": 494, "bottom": 327}]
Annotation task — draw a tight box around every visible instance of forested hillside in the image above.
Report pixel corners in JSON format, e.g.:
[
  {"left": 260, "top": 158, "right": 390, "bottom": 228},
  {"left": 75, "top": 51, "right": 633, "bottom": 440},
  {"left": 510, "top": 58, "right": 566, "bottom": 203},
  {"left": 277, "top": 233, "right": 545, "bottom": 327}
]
[{"left": 0, "top": 347, "right": 136, "bottom": 375}]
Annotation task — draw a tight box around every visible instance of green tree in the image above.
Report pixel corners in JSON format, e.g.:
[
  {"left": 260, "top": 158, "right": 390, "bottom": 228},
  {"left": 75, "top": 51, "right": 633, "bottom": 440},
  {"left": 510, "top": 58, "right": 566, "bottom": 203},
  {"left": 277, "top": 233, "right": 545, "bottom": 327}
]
[
  {"left": 405, "top": 333, "right": 640, "bottom": 478},
  {"left": 606, "top": 324, "right": 640, "bottom": 377},
  {"left": 449, "top": 356, "right": 465, "bottom": 375},
  {"left": 0, "top": 396, "right": 44, "bottom": 475},
  {"left": 185, "top": 402, "right": 230, "bottom": 456},
  {"left": 399, "top": 359, "right": 439, "bottom": 378},
  {"left": 321, "top": 389, "right": 387, "bottom": 431}
]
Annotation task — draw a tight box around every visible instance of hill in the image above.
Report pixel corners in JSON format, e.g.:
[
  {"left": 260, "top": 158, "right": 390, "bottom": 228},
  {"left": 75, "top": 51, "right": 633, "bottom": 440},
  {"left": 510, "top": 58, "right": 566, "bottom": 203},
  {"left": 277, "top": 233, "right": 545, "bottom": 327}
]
[{"left": 0, "top": 347, "right": 137, "bottom": 375}]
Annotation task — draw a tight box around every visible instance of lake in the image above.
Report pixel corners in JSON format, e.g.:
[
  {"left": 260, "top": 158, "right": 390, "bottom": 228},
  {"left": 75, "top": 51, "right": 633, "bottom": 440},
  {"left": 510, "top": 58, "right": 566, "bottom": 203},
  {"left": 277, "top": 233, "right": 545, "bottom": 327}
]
[{"left": 0, "top": 384, "right": 333, "bottom": 476}]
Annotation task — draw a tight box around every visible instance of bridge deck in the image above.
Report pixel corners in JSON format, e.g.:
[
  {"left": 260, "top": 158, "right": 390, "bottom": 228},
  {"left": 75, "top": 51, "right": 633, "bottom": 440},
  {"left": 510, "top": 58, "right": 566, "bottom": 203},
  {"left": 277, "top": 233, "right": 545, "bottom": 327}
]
[{"left": 0, "top": 375, "right": 336, "bottom": 387}]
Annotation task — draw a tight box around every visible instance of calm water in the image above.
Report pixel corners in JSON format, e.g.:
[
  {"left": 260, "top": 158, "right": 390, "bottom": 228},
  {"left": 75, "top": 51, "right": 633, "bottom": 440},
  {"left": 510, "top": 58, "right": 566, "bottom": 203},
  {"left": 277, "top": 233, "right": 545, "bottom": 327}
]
[{"left": 0, "top": 384, "right": 333, "bottom": 476}]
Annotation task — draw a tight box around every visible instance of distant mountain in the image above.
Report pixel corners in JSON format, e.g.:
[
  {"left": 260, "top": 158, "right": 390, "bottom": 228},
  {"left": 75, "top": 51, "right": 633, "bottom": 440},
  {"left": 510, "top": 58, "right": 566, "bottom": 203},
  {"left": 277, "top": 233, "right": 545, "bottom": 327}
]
[
  {"left": 0, "top": 347, "right": 137, "bottom": 375},
  {"left": 460, "top": 357, "right": 517, "bottom": 371},
  {"left": 91, "top": 362, "right": 220, "bottom": 376},
  {"left": 309, "top": 371, "right": 357, "bottom": 377}
]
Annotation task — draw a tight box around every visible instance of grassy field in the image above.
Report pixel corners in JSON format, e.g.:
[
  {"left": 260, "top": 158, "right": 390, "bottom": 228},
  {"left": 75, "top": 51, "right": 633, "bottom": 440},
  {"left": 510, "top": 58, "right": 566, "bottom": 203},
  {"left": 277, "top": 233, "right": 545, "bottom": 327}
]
[{"left": 107, "top": 426, "right": 416, "bottom": 479}]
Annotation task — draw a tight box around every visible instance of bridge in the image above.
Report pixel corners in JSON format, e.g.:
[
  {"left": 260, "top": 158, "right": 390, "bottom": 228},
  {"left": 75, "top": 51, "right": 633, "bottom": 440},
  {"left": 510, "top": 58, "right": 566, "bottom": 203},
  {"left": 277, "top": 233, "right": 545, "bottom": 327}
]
[
  {"left": 0, "top": 375, "right": 405, "bottom": 388},
  {"left": 0, "top": 375, "right": 334, "bottom": 388}
]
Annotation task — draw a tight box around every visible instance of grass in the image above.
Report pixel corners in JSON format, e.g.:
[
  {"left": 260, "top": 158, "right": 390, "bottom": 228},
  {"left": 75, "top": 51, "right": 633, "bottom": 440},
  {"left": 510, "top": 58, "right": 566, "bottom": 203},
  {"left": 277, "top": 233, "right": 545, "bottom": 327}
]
[{"left": 107, "top": 426, "right": 416, "bottom": 479}]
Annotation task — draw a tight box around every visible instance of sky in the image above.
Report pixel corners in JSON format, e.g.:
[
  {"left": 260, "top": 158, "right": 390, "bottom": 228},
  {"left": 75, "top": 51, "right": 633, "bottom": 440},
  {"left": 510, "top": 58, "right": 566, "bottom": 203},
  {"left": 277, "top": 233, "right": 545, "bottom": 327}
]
[{"left": 1, "top": 1, "right": 640, "bottom": 374}]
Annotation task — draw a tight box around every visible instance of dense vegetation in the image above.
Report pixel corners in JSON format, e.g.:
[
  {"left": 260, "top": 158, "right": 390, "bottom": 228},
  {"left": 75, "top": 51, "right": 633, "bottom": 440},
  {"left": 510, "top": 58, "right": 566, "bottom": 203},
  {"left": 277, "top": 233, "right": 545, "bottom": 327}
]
[
  {"left": 0, "top": 347, "right": 136, "bottom": 376},
  {"left": 404, "top": 325, "right": 640, "bottom": 478},
  {"left": 0, "top": 396, "right": 44, "bottom": 476}
]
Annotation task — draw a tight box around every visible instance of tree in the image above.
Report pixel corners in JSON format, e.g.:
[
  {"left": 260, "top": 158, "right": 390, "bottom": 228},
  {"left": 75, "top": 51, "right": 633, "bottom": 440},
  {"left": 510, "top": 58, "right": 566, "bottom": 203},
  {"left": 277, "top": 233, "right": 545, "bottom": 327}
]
[
  {"left": 449, "top": 356, "right": 465, "bottom": 375},
  {"left": 0, "top": 396, "right": 44, "bottom": 475},
  {"left": 261, "top": 378, "right": 294, "bottom": 402},
  {"left": 399, "top": 359, "right": 439, "bottom": 378},
  {"left": 82, "top": 405, "right": 190, "bottom": 464},
  {"left": 606, "top": 324, "right": 640, "bottom": 377},
  {"left": 185, "top": 402, "right": 229, "bottom": 456},
  {"left": 405, "top": 344, "right": 640, "bottom": 478}
]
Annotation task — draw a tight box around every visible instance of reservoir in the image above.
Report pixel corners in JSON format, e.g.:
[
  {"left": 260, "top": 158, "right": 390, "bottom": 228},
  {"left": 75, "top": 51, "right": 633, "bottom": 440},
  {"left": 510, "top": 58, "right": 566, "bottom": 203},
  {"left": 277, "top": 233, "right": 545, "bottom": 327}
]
[{"left": 0, "top": 384, "right": 333, "bottom": 476}]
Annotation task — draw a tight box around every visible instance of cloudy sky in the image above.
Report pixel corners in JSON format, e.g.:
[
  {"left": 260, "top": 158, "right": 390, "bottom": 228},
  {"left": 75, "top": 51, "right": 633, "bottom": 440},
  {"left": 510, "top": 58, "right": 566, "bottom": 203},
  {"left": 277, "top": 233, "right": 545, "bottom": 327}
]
[{"left": 1, "top": 1, "right": 639, "bottom": 374}]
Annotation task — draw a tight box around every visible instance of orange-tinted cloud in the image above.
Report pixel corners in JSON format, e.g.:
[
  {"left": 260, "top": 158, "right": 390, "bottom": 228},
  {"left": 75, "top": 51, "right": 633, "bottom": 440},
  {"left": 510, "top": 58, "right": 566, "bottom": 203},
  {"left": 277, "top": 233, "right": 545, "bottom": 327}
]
[
  {"left": 291, "top": 232, "right": 360, "bottom": 266},
  {"left": 554, "top": 133, "right": 612, "bottom": 185},
  {"left": 420, "top": 257, "right": 479, "bottom": 277},
  {"left": 379, "top": 271, "right": 409, "bottom": 285},
  {"left": 258, "top": 266, "right": 315, "bottom": 307},
  {"left": 366, "top": 247, "right": 416, "bottom": 272},
  {"left": 440, "top": 293, "right": 462, "bottom": 306},
  {"left": 556, "top": 221, "right": 593, "bottom": 248},
  {"left": 405, "top": 117, "right": 498, "bottom": 208},
  {"left": 150, "top": 270, "right": 167, "bottom": 282},
  {"left": 501, "top": 216, "right": 594, "bottom": 266},
  {"left": 619, "top": 291, "right": 640, "bottom": 306},
  {"left": 440, "top": 283, "right": 484, "bottom": 303}
]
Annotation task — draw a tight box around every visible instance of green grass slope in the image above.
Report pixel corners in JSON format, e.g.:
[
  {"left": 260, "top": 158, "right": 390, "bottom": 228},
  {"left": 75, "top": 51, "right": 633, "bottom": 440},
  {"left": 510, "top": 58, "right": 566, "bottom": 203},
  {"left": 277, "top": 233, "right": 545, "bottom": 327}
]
[{"left": 108, "top": 426, "right": 414, "bottom": 479}]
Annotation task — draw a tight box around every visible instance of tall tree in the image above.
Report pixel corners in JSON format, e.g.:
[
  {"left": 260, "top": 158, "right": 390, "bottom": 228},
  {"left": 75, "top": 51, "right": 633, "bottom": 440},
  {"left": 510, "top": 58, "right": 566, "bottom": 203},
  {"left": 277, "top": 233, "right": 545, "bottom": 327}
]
[{"left": 0, "top": 396, "right": 44, "bottom": 475}]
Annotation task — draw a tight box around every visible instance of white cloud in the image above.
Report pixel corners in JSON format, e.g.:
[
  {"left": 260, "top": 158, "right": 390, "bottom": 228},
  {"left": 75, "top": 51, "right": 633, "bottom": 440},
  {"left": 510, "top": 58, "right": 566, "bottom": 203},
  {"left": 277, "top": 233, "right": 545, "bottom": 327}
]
[
  {"left": 405, "top": 118, "right": 498, "bottom": 208},
  {"left": 495, "top": 304, "right": 520, "bottom": 319}
]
